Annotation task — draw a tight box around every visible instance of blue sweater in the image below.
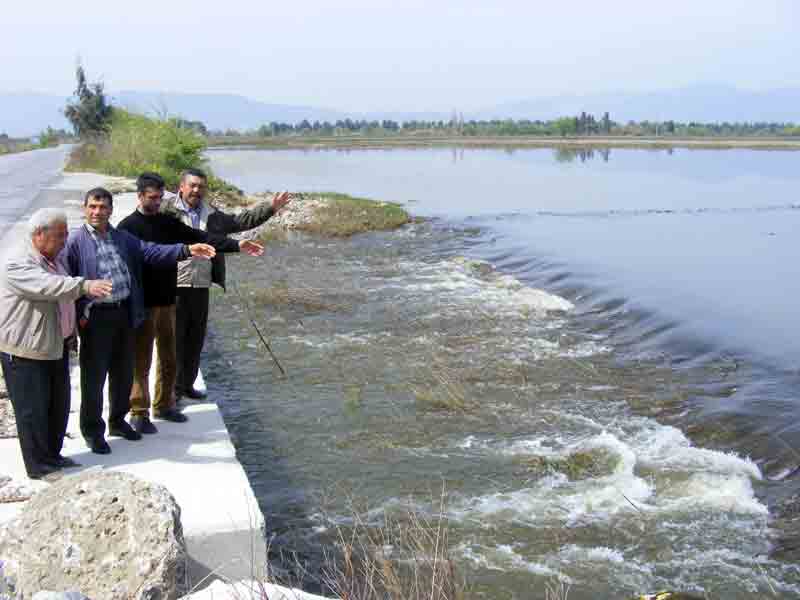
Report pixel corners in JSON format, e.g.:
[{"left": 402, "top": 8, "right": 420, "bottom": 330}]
[{"left": 63, "top": 225, "right": 187, "bottom": 329}]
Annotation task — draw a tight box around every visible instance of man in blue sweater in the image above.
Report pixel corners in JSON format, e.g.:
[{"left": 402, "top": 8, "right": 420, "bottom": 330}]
[{"left": 64, "top": 187, "right": 216, "bottom": 454}]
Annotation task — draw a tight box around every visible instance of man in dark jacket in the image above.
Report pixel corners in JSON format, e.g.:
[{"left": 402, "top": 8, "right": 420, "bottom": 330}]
[
  {"left": 64, "top": 187, "right": 216, "bottom": 454},
  {"left": 160, "top": 168, "right": 289, "bottom": 400},
  {"left": 118, "top": 172, "right": 263, "bottom": 434}
]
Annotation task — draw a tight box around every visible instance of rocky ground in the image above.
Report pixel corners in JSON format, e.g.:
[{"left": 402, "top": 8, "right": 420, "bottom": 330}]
[
  {"left": 214, "top": 191, "right": 331, "bottom": 240},
  {"left": 0, "top": 471, "right": 186, "bottom": 599}
]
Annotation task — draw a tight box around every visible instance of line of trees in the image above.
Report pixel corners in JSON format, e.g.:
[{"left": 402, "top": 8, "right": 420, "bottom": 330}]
[{"left": 204, "top": 113, "right": 800, "bottom": 139}]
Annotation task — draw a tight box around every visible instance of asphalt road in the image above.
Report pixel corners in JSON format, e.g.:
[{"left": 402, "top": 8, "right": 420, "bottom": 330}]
[{"left": 0, "top": 145, "right": 72, "bottom": 240}]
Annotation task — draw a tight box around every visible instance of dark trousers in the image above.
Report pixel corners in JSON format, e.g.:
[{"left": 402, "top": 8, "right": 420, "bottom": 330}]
[
  {"left": 0, "top": 345, "right": 70, "bottom": 476},
  {"left": 78, "top": 304, "right": 134, "bottom": 441},
  {"left": 175, "top": 288, "right": 209, "bottom": 395}
]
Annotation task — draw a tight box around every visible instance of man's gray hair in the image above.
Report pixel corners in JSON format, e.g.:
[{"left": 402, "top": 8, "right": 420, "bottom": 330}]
[{"left": 29, "top": 208, "right": 68, "bottom": 235}]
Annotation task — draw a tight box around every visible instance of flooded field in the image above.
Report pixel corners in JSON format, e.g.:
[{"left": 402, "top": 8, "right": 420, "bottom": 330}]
[{"left": 206, "top": 147, "right": 800, "bottom": 598}]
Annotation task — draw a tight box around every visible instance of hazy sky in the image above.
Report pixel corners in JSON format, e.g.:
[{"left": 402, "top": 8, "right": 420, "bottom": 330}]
[{"left": 4, "top": 0, "right": 799, "bottom": 112}]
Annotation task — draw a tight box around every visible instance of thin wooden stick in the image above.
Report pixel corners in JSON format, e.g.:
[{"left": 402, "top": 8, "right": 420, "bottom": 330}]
[{"left": 231, "top": 278, "right": 287, "bottom": 377}]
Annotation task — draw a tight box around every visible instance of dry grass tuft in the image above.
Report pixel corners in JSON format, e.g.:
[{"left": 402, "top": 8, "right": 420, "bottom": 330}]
[
  {"left": 545, "top": 578, "right": 572, "bottom": 600},
  {"left": 322, "top": 491, "right": 466, "bottom": 600}
]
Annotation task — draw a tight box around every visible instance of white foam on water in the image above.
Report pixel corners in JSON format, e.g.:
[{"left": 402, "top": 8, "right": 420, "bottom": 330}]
[
  {"left": 286, "top": 331, "right": 389, "bottom": 349},
  {"left": 453, "top": 420, "right": 768, "bottom": 528},
  {"left": 394, "top": 256, "right": 575, "bottom": 318},
  {"left": 626, "top": 548, "right": 800, "bottom": 596},
  {"left": 502, "top": 437, "right": 550, "bottom": 455},
  {"left": 628, "top": 421, "right": 766, "bottom": 515},
  {"left": 460, "top": 334, "right": 607, "bottom": 363},
  {"left": 457, "top": 435, "right": 480, "bottom": 449},
  {"left": 511, "top": 286, "right": 574, "bottom": 313},
  {"left": 634, "top": 424, "right": 762, "bottom": 480},
  {"left": 551, "top": 432, "right": 655, "bottom": 523},
  {"left": 456, "top": 542, "right": 566, "bottom": 579},
  {"left": 655, "top": 473, "right": 767, "bottom": 515},
  {"left": 559, "top": 544, "right": 626, "bottom": 565},
  {"left": 457, "top": 537, "right": 800, "bottom": 596},
  {"left": 557, "top": 340, "right": 611, "bottom": 358},
  {"left": 449, "top": 430, "right": 652, "bottom": 524}
]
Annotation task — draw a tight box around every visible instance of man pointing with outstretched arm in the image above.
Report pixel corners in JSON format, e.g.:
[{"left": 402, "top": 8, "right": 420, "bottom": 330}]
[{"left": 161, "top": 168, "right": 289, "bottom": 401}]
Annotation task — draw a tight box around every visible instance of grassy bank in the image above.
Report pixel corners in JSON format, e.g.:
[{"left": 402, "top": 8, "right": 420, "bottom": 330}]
[
  {"left": 218, "top": 191, "right": 411, "bottom": 239},
  {"left": 291, "top": 192, "right": 411, "bottom": 236},
  {"left": 207, "top": 134, "right": 800, "bottom": 151},
  {"left": 65, "top": 109, "right": 233, "bottom": 192}
]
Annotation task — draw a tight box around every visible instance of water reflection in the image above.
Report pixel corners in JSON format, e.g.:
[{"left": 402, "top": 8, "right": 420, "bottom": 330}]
[{"left": 554, "top": 147, "right": 612, "bottom": 163}]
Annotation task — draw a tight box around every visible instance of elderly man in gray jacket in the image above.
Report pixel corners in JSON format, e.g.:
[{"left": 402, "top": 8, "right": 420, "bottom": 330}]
[{"left": 0, "top": 208, "right": 111, "bottom": 479}]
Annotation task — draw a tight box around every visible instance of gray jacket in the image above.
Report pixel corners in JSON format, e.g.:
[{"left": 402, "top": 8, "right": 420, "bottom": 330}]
[
  {"left": 161, "top": 194, "right": 275, "bottom": 289},
  {"left": 0, "top": 244, "right": 87, "bottom": 360}
]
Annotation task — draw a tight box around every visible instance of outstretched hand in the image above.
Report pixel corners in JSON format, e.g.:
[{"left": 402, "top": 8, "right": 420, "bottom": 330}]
[
  {"left": 239, "top": 240, "right": 264, "bottom": 256},
  {"left": 271, "top": 191, "right": 291, "bottom": 213},
  {"left": 188, "top": 243, "right": 216, "bottom": 259},
  {"left": 86, "top": 279, "right": 113, "bottom": 298}
]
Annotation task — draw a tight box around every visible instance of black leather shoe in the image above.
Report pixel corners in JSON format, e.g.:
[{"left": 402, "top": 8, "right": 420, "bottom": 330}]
[
  {"left": 109, "top": 421, "right": 143, "bottom": 441},
  {"left": 28, "top": 462, "right": 60, "bottom": 479},
  {"left": 42, "top": 455, "right": 81, "bottom": 468},
  {"left": 130, "top": 415, "right": 158, "bottom": 434},
  {"left": 184, "top": 387, "right": 207, "bottom": 400},
  {"left": 87, "top": 437, "right": 111, "bottom": 454},
  {"left": 153, "top": 408, "right": 189, "bottom": 423}
]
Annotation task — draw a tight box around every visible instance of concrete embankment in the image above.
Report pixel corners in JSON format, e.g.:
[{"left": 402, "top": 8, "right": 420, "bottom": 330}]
[{"left": 0, "top": 166, "right": 318, "bottom": 595}]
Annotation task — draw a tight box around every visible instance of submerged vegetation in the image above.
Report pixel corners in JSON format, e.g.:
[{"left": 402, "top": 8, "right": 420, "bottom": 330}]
[
  {"left": 246, "top": 281, "right": 364, "bottom": 313},
  {"left": 515, "top": 448, "right": 620, "bottom": 481}
]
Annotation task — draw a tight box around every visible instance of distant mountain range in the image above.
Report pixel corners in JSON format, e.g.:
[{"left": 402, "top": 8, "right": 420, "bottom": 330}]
[
  {"left": 479, "top": 85, "right": 800, "bottom": 123},
  {"left": 2, "top": 85, "right": 798, "bottom": 137}
]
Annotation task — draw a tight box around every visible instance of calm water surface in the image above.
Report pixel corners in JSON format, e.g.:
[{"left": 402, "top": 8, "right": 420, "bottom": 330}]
[{"left": 207, "top": 147, "right": 800, "bottom": 598}]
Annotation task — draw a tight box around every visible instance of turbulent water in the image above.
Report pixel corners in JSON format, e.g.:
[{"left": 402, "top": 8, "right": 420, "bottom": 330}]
[{"left": 206, "top": 147, "right": 800, "bottom": 598}]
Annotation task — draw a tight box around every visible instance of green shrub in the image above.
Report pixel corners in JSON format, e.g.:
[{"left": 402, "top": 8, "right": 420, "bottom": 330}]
[{"left": 69, "top": 109, "right": 208, "bottom": 189}]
